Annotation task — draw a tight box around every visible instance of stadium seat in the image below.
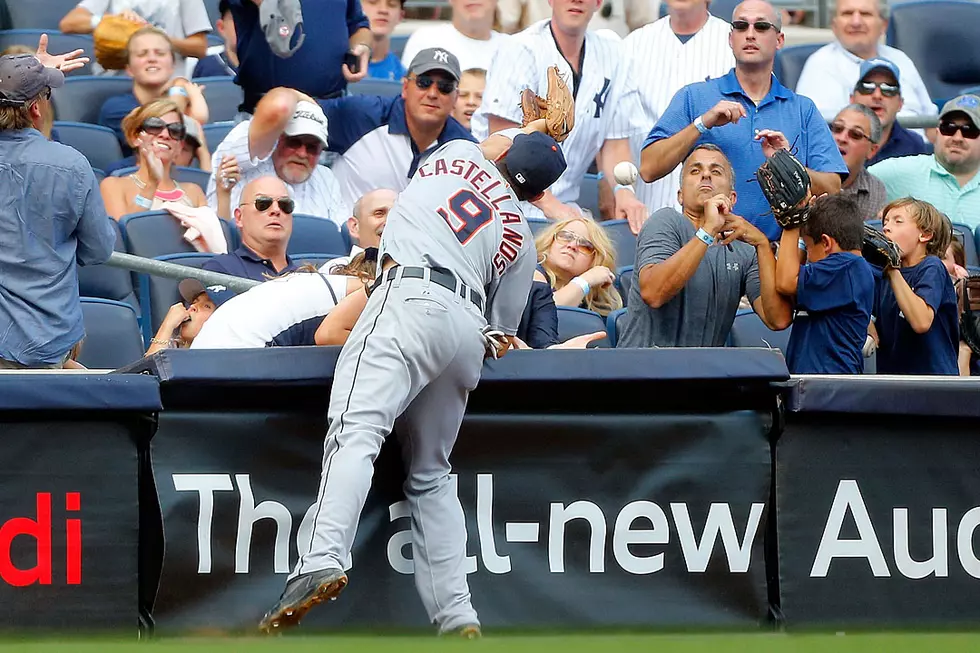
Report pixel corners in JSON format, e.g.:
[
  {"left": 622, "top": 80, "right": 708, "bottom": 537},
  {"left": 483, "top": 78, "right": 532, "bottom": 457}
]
[
  {"left": 951, "top": 223, "right": 978, "bottom": 267},
  {"left": 78, "top": 298, "right": 144, "bottom": 370},
  {"left": 7, "top": 0, "right": 77, "bottom": 29},
  {"left": 121, "top": 211, "right": 204, "bottom": 259},
  {"left": 143, "top": 252, "right": 215, "bottom": 339},
  {"left": 51, "top": 75, "right": 133, "bottom": 124},
  {"left": 288, "top": 214, "right": 348, "bottom": 256},
  {"left": 526, "top": 217, "right": 551, "bottom": 238},
  {"left": 578, "top": 173, "right": 601, "bottom": 218},
  {"left": 348, "top": 78, "right": 403, "bottom": 97},
  {"left": 604, "top": 307, "right": 629, "bottom": 347},
  {"left": 0, "top": 31, "right": 93, "bottom": 76},
  {"left": 77, "top": 219, "right": 139, "bottom": 310},
  {"left": 616, "top": 265, "right": 633, "bottom": 306},
  {"left": 202, "top": 121, "right": 235, "bottom": 154},
  {"left": 202, "top": 0, "right": 222, "bottom": 24},
  {"left": 556, "top": 306, "right": 610, "bottom": 347},
  {"left": 601, "top": 219, "right": 637, "bottom": 269},
  {"left": 729, "top": 307, "right": 792, "bottom": 355},
  {"left": 93, "top": 168, "right": 106, "bottom": 183},
  {"left": 196, "top": 76, "right": 244, "bottom": 122},
  {"left": 707, "top": 0, "right": 739, "bottom": 21},
  {"left": 51, "top": 121, "right": 124, "bottom": 172},
  {"left": 339, "top": 221, "right": 353, "bottom": 252},
  {"left": 774, "top": 43, "right": 823, "bottom": 92},
  {"left": 886, "top": 1, "right": 980, "bottom": 103},
  {"left": 390, "top": 34, "right": 409, "bottom": 59}
]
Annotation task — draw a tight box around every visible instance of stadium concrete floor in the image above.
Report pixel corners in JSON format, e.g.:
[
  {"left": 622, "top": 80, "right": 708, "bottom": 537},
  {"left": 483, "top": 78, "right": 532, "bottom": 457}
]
[{"left": 1, "top": 634, "right": 979, "bottom": 652}]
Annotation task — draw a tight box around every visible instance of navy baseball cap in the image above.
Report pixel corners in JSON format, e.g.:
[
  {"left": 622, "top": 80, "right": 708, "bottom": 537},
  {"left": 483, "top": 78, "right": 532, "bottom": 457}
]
[
  {"left": 0, "top": 54, "right": 64, "bottom": 107},
  {"left": 503, "top": 132, "right": 567, "bottom": 201},
  {"left": 408, "top": 48, "right": 461, "bottom": 82},
  {"left": 857, "top": 57, "right": 900, "bottom": 85}
]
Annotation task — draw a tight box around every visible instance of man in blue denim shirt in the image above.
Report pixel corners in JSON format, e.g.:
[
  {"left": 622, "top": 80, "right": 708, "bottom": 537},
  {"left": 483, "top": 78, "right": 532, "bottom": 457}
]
[{"left": 0, "top": 53, "right": 116, "bottom": 368}]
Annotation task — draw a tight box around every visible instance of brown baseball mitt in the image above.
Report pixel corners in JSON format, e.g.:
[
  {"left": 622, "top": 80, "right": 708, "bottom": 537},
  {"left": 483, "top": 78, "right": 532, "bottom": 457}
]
[
  {"left": 94, "top": 14, "right": 145, "bottom": 70},
  {"left": 519, "top": 65, "right": 575, "bottom": 143}
]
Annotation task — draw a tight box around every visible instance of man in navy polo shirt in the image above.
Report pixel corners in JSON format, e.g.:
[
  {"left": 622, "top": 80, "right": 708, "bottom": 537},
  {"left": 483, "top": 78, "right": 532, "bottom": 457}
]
[
  {"left": 639, "top": 0, "right": 847, "bottom": 241},
  {"left": 228, "top": 0, "right": 373, "bottom": 115},
  {"left": 203, "top": 175, "right": 298, "bottom": 303},
  {"left": 320, "top": 47, "right": 476, "bottom": 209}
]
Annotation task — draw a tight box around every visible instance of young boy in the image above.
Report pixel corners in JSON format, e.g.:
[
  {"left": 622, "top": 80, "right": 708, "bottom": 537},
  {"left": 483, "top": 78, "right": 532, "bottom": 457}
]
[
  {"left": 776, "top": 195, "right": 876, "bottom": 374},
  {"left": 362, "top": 0, "right": 406, "bottom": 81},
  {"left": 453, "top": 68, "right": 486, "bottom": 133},
  {"left": 870, "top": 198, "right": 959, "bottom": 375}
]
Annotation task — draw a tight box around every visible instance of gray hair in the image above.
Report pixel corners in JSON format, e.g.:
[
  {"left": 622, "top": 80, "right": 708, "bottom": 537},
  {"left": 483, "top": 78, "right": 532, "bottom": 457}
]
[
  {"left": 838, "top": 103, "right": 882, "bottom": 144},
  {"left": 684, "top": 143, "right": 737, "bottom": 186},
  {"left": 732, "top": 0, "right": 782, "bottom": 30}
]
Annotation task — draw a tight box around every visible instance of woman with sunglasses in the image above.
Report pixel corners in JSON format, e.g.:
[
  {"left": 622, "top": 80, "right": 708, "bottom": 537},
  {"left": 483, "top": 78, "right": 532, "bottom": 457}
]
[
  {"left": 533, "top": 213, "right": 622, "bottom": 316},
  {"left": 100, "top": 99, "right": 208, "bottom": 221}
]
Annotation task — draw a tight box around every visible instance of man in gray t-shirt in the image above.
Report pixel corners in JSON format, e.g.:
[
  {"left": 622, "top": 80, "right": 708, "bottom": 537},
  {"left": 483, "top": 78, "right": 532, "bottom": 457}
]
[{"left": 618, "top": 144, "right": 792, "bottom": 348}]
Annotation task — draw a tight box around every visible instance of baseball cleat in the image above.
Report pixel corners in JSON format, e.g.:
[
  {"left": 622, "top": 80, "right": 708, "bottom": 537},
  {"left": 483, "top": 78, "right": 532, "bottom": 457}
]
[
  {"left": 258, "top": 568, "right": 348, "bottom": 634},
  {"left": 458, "top": 624, "right": 482, "bottom": 639}
]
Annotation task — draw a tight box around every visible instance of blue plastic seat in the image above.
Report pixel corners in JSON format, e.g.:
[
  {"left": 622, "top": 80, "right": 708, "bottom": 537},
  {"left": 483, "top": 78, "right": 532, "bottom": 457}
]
[
  {"left": 729, "top": 308, "right": 792, "bottom": 354},
  {"left": 604, "top": 307, "right": 629, "bottom": 347},
  {"left": 951, "top": 222, "right": 978, "bottom": 267},
  {"left": 78, "top": 298, "right": 144, "bottom": 370},
  {"left": 601, "top": 219, "right": 636, "bottom": 269},
  {"left": 288, "top": 214, "right": 348, "bottom": 257},
  {"left": 120, "top": 210, "right": 233, "bottom": 261},
  {"left": 52, "top": 121, "right": 123, "bottom": 171},
  {"left": 577, "top": 173, "right": 601, "bottom": 218},
  {"left": 143, "top": 252, "right": 216, "bottom": 340},
  {"left": 201, "top": 121, "right": 235, "bottom": 154},
  {"left": 526, "top": 217, "right": 551, "bottom": 238},
  {"left": 556, "top": 306, "right": 610, "bottom": 348},
  {"left": 51, "top": 75, "right": 134, "bottom": 124},
  {"left": 615, "top": 265, "right": 634, "bottom": 306},
  {"left": 77, "top": 219, "right": 139, "bottom": 310},
  {"left": 7, "top": 1, "right": 78, "bottom": 29},
  {"left": 196, "top": 76, "right": 245, "bottom": 122},
  {"left": 390, "top": 34, "right": 409, "bottom": 59},
  {"left": 774, "top": 43, "right": 823, "bottom": 92}
]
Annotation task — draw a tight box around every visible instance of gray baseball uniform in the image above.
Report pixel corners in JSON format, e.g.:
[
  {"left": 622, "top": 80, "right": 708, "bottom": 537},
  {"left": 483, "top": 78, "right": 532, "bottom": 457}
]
[{"left": 292, "top": 139, "right": 535, "bottom": 633}]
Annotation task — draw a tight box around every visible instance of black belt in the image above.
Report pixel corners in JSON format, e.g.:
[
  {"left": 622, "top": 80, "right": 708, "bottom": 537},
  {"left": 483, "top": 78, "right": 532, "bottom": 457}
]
[{"left": 373, "top": 266, "right": 484, "bottom": 312}]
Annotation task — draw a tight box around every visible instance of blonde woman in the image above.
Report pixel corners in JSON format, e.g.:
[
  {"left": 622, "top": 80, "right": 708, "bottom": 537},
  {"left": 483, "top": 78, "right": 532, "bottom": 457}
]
[
  {"left": 100, "top": 99, "right": 208, "bottom": 220},
  {"left": 534, "top": 214, "right": 623, "bottom": 316}
]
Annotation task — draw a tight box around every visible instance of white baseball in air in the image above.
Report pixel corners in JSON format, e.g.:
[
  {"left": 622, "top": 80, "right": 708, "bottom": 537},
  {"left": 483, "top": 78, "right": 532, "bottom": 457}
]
[{"left": 613, "top": 161, "right": 639, "bottom": 186}]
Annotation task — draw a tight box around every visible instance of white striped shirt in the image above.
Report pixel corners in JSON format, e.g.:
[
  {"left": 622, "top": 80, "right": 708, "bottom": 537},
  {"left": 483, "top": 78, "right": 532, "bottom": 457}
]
[
  {"left": 190, "top": 272, "right": 350, "bottom": 349},
  {"left": 206, "top": 121, "right": 350, "bottom": 225},
  {"left": 623, "top": 14, "right": 735, "bottom": 215},
  {"left": 472, "top": 20, "right": 647, "bottom": 217}
]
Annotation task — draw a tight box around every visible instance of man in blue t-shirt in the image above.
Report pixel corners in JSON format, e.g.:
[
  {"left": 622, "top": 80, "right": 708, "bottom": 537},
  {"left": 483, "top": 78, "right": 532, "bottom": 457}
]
[
  {"left": 192, "top": 0, "right": 239, "bottom": 78},
  {"left": 776, "top": 195, "right": 875, "bottom": 374}
]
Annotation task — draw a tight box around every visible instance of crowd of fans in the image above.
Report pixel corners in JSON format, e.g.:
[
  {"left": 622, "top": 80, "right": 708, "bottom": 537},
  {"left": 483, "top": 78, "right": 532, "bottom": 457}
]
[{"left": 0, "top": 0, "right": 978, "bottom": 377}]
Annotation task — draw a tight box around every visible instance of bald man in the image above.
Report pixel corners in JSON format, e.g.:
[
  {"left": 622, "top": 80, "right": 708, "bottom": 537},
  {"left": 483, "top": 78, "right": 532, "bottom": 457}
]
[
  {"left": 640, "top": 0, "right": 847, "bottom": 241},
  {"left": 325, "top": 188, "right": 396, "bottom": 269},
  {"left": 203, "top": 176, "right": 299, "bottom": 296}
]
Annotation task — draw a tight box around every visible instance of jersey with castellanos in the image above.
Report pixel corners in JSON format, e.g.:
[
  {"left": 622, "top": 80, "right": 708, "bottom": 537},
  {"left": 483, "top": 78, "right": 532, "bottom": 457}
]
[{"left": 378, "top": 139, "right": 535, "bottom": 336}]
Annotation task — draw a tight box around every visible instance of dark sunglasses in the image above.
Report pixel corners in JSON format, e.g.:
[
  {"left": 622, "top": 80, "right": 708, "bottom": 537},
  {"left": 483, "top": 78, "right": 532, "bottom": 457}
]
[
  {"left": 830, "top": 123, "right": 871, "bottom": 142},
  {"left": 731, "top": 19, "right": 778, "bottom": 32},
  {"left": 554, "top": 229, "right": 596, "bottom": 255},
  {"left": 240, "top": 195, "right": 296, "bottom": 214},
  {"left": 855, "top": 81, "right": 900, "bottom": 98},
  {"left": 283, "top": 135, "right": 324, "bottom": 153},
  {"left": 140, "top": 116, "right": 186, "bottom": 140},
  {"left": 412, "top": 74, "right": 457, "bottom": 95},
  {"left": 939, "top": 120, "right": 980, "bottom": 140}
]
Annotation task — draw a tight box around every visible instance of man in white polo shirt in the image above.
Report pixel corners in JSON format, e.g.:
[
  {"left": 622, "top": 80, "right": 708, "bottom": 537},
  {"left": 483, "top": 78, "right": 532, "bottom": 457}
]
[{"left": 207, "top": 87, "right": 348, "bottom": 224}]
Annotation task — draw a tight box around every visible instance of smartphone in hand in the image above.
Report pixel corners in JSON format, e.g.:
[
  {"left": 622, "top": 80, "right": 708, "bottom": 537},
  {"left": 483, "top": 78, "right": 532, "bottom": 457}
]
[{"left": 344, "top": 51, "right": 361, "bottom": 74}]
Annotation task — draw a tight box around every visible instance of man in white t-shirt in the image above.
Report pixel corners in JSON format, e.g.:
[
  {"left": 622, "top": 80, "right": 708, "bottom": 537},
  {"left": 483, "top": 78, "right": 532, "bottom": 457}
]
[
  {"left": 400, "top": 0, "right": 507, "bottom": 72},
  {"left": 207, "top": 87, "right": 349, "bottom": 225}
]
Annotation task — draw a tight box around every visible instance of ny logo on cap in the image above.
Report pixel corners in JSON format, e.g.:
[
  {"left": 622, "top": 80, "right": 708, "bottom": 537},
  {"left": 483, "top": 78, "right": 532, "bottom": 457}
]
[
  {"left": 515, "top": 173, "right": 526, "bottom": 183},
  {"left": 433, "top": 50, "right": 450, "bottom": 63}
]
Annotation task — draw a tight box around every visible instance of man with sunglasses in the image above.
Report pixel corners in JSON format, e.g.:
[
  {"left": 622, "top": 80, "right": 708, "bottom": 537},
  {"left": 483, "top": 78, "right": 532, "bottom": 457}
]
[
  {"left": 0, "top": 52, "right": 116, "bottom": 370},
  {"left": 640, "top": 0, "right": 847, "bottom": 242},
  {"left": 795, "top": 0, "right": 936, "bottom": 128},
  {"left": 848, "top": 58, "right": 931, "bottom": 167},
  {"left": 832, "top": 104, "right": 886, "bottom": 221},
  {"left": 869, "top": 95, "right": 980, "bottom": 229}
]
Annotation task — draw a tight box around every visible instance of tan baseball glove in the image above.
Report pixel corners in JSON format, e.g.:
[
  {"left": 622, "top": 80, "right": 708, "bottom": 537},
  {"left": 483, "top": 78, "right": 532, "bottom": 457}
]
[
  {"left": 93, "top": 14, "right": 145, "bottom": 70},
  {"left": 520, "top": 65, "right": 575, "bottom": 143}
]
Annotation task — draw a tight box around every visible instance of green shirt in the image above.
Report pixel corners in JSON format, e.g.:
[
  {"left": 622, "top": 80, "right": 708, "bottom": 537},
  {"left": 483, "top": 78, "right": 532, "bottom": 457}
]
[{"left": 868, "top": 154, "right": 980, "bottom": 229}]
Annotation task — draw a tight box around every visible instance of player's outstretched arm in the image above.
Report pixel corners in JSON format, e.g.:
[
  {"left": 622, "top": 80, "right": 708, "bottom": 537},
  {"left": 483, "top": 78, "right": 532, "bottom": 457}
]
[{"left": 479, "top": 118, "right": 549, "bottom": 162}]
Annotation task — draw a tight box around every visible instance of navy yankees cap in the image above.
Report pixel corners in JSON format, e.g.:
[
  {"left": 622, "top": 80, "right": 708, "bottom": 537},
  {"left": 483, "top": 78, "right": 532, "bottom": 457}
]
[
  {"left": 503, "top": 132, "right": 567, "bottom": 201},
  {"left": 0, "top": 54, "right": 64, "bottom": 107},
  {"left": 408, "top": 48, "right": 461, "bottom": 82}
]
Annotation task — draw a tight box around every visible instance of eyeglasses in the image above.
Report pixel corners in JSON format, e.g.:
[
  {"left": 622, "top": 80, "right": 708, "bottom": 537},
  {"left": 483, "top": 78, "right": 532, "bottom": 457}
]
[
  {"left": 939, "top": 120, "right": 980, "bottom": 140},
  {"left": 411, "top": 74, "right": 457, "bottom": 95},
  {"left": 554, "top": 230, "right": 596, "bottom": 255},
  {"left": 282, "top": 135, "right": 324, "bottom": 153},
  {"left": 140, "top": 116, "right": 186, "bottom": 140},
  {"left": 731, "top": 19, "right": 778, "bottom": 32},
  {"left": 240, "top": 195, "right": 296, "bottom": 214},
  {"left": 854, "top": 81, "right": 900, "bottom": 98},
  {"left": 830, "top": 122, "right": 871, "bottom": 142}
]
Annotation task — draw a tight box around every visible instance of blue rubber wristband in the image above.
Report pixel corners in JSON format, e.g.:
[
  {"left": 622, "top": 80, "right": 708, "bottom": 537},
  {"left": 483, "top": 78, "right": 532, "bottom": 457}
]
[{"left": 695, "top": 227, "right": 713, "bottom": 246}]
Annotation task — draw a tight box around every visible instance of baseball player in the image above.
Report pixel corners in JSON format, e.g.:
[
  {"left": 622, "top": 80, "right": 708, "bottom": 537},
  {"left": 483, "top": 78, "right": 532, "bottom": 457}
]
[
  {"left": 471, "top": 0, "right": 648, "bottom": 231},
  {"left": 258, "top": 120, "right": 567, "bottom": 636}
]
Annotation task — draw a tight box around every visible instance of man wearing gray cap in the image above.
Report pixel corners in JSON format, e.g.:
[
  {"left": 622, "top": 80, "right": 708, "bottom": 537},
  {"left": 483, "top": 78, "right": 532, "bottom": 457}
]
[
  {"left": 869, "top": 94, "right": 980, "bottom": 229},
  {"left": 0, "top": 48, "right": 116, "bottom": 369},
  {"left": 320, "top": 47, "right": 476, "bottom": 209}
]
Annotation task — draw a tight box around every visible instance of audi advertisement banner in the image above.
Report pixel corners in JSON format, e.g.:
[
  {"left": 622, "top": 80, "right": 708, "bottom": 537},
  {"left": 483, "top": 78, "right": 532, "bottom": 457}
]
[{"left": 148, "top": 410, "right": 773, "bottom": 632}]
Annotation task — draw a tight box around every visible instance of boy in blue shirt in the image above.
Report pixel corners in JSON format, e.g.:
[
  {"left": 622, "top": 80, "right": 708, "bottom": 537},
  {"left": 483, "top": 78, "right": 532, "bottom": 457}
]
[
  {"left": 362, "top": 0, "right": 406, "bottom": 81},
  {"left": 776, "top": 195, "right": 876, "bottom": 374},
  {"left": 870, "top": 198, "right": 959, "bottom": 375}
]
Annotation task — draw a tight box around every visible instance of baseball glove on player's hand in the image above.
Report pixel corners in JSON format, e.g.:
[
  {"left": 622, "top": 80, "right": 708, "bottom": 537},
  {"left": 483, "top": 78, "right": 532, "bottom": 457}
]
[
  {"left": 520, "top": 66, "right": 575, "bottom": 143},
  {"left": 862, "top": 224, "right": 902, "bottom": 269},
  {"left": 756, "top": 149, "right": 811, "bottom": 229},
  {"left": 959, "top": 274, "right": 980, "bottom": 357},
  {"left": 480, "top": 325, "right": 508, "bottom": 360},
  {"left": 93, "top": 15, "right": 145, "bottom": 70}
]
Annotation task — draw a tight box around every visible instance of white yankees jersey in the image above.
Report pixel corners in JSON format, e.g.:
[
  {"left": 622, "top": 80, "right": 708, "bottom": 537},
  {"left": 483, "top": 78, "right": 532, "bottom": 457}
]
[
  {"left": 206, "top": 121, "right": 350, "bottom": 225},
  {"left": 379, "top": 139, "right": 534, "bottom": 335},
  {"left": 623, "top": 14, "right": 735, "bottom": 214},
  {"left": 472, "top": 20, "right": 646, "bottom": 217}
]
